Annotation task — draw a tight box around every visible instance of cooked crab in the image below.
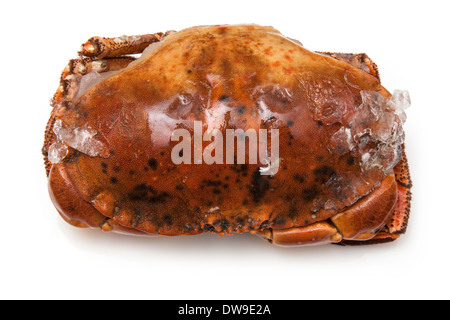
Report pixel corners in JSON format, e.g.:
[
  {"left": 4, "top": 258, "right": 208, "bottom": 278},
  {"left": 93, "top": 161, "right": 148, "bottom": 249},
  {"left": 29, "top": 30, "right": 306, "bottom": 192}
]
[{"left": 43, "top": 25, "right": 412, "bottom": 246}]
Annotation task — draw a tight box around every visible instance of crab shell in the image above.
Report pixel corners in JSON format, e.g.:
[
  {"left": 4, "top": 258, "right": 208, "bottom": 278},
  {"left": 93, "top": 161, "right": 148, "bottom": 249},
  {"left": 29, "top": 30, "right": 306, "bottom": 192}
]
[{"left": 43, "top": 25, "right": 412, "bottom": 246}]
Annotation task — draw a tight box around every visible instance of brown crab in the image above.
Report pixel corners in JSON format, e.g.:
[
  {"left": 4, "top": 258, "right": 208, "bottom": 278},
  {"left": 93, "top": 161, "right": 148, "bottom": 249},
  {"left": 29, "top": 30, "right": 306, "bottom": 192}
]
[{"left": 43, "top": 25, "right": 412, "bottom": 246}]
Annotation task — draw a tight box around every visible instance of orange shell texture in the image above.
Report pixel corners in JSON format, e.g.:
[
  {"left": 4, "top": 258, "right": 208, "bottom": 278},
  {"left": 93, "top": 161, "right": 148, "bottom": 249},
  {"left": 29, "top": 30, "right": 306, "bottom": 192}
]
[{"left": 48, "top": 25, "right": 396, "bottom": 236}]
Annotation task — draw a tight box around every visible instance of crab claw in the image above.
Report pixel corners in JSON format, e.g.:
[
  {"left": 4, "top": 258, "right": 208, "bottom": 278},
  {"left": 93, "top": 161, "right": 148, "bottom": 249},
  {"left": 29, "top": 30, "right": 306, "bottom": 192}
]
[
  {"left": 257, "top": 222, "right": 342, "bottom": 246},
  {"left": 258, "top": 173, "right": 398, "bottom": 246},
  {"left": 48, "top": 164, "right": 106, "bottom": 228}
]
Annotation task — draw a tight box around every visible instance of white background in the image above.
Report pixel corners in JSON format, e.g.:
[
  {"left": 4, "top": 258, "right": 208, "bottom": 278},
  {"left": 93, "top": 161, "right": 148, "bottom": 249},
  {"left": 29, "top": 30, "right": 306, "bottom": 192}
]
[{"left": 1, "top": 0, "right": 449, "bottom": 300}]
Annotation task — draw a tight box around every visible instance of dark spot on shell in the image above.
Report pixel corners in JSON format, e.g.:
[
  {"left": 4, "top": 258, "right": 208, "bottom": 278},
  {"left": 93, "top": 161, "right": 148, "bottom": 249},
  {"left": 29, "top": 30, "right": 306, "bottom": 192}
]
[
  {"left": 232, "top": 163, "right": 249, "bottom": 174},
  {"left": 313, "top": 165, "right": 336, "bottom": 184},
  {"left": 347, "top": 156, "right": 356, "bottom": 166},
  {"left": 249, "top": 169, "right": 270, "bottom": 203},
  {"left": 317, "top": 121, "right": 323, "bottom": 127},
  {"left": 113, "top": 166, "right": 120, "bottom": 173},
  {"left": 237, "top": 106, "right": 247, "bottom": 114},
  {"left": 219, "top": 95, "right": 229, "bottom": 102},
  {"left": 128, "top": 183, "right": 169, "bottom": 203},
  {"left": 129, "top": 170, "right": 135, "bottom": 175},
  {"left": 294, "top": 174, "right": 305, "bottom": 183},
  {"left": 289, "top": 202, "right": 298, "bottom": 219},
  {"left": 102, "top": 169, "right": 107, "bottom": 174},
  {"left": 287, "top": 120, "right": 294, "bottom": 127},
  {"left": 272, "top": 215, "right": 286, "bottom": 226},
  {"left": 148, "top": 158, "right": 158, "bottom": 170},
  {"left": 302, "top": 186, "right": 319, "bottom": 202},
  {"left": 110, "top": 177, "right": 119, "bottom": 184},
  {"left": 101, "top": 162, "right": 108, "bottom": 169},
  {"left": 175, "top": 184, "right": 184, "bottom": 191},
  {"left": 204, "top": 180, "right": 222, "bottom": 187},
  {"left": 213, "top": 188, "right": 221, "bottom": 194},
  {"left": 163, "top": 215, "right": 173, "bottom": 226}
]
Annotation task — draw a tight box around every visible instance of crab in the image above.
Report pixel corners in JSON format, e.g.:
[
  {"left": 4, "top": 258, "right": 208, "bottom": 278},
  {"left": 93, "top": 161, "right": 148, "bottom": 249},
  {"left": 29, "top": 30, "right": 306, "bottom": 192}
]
[{"left": 43, "top": 25, "right": 412, "bottom": 246}]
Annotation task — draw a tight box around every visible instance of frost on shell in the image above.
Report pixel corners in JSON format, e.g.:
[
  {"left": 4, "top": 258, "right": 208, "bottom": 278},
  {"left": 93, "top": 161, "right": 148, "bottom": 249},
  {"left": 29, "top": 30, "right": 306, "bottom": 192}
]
[
  {"left": 328, "top": 90, "right": 410, "bottom": 175},
  {"left": 48, "top": 120, "right": 108, "bottom": 164},
  {"left": 353, "top": 90, "right": 410, "bottom": 174},
  {"left": 320, "top": 89, "right": 410, "bottom": 213},
  {"left": 47, "top": 141, "right": 69, "bottom": 164}
]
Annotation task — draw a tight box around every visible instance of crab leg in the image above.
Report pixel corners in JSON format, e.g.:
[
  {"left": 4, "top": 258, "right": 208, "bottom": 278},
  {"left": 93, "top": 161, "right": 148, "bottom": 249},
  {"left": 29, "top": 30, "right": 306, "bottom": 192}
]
[
  {"left": 52, "top": 56, "right": 136, "bottom": 105},
  {"left": 80, "top": 31, "right": 175, "bottom": 60},
  {"left": 44, "top": 56, "right": 138, "bottom": 175}
]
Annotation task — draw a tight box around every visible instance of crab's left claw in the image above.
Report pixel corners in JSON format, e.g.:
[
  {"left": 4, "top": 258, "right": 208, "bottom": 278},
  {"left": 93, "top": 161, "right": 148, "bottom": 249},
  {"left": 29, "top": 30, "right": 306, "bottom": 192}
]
[
  {"left": 48, "top": 164, "right": 106, "bottom": 228},
  {"left": 258, "top": 173, "right": 398, "bottom": 246}
]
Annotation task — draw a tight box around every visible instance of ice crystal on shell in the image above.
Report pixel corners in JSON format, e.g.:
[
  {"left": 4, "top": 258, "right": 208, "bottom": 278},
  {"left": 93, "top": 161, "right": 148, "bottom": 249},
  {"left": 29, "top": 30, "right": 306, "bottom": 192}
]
[
  {"left": 51, "top": 120, "right": 108, "bottom": 160},
  {"left": 342, "top": 90, "right": 410, "bottom": 175},
  {"left": 389, "top": 90, "right": 411, "bottom": 124},
  {"left": 48, "top": 141, "right": 69, "bottom": 164},
  {"left": 76, "top": 70, "right": 117, "bottom": 100},
  {"left": 329, "top": 127, "right": 354, "bottom": 155},
  {"left": 319, "top": 89, "right": 410, "bottom": 213}
]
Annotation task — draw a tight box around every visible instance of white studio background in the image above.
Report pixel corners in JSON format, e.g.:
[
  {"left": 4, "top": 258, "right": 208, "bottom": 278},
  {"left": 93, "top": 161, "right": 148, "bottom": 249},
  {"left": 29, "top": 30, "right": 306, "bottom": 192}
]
[{"left": 0, "top": 0, "right": 448, "bottom": 300}]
